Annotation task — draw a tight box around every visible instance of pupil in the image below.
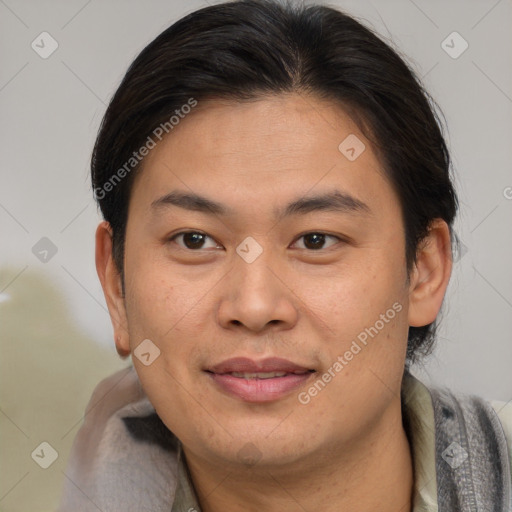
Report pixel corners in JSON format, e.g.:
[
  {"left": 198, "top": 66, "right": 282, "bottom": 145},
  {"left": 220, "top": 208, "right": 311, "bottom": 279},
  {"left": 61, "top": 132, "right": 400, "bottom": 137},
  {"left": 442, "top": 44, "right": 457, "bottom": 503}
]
[
  {"left": 304, "top": 233, "right": 325, "bottom": 250},
  {"left": 184, "top": 233, "right": 204, "bottom": 249}
]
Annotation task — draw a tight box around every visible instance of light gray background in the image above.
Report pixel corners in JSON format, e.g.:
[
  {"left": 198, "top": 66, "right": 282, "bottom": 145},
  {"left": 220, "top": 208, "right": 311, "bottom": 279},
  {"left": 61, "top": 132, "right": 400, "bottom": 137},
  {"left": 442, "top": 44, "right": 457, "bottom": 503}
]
[{"left": 1, "top": 1, "right": 511, "bottom": 510}]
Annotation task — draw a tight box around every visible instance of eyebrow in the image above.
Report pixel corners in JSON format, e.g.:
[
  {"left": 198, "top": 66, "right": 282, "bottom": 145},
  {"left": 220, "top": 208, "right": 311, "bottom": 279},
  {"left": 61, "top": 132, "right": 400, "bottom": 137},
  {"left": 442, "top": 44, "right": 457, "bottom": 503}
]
[{"left": 151, "top": 189, "right": 371, "bottom": 219}]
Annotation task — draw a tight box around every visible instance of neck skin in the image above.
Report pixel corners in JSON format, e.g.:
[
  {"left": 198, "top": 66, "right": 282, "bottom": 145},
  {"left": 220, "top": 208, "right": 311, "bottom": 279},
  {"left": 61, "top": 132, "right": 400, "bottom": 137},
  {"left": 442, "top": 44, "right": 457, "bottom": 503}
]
[{"left": 181, "top": 396, "right": 414, "bottom": 512}]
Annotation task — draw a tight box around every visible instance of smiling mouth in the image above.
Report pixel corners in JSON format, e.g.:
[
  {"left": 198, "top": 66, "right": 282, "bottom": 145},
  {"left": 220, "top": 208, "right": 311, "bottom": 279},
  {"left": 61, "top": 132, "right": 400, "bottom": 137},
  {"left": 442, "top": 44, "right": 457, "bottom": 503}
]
[
  {"left": 204, "top": 358, "right": 317, "bottom": 402},
  {"left": 211, "top": 370, "right": 315, "bottom": 379}
]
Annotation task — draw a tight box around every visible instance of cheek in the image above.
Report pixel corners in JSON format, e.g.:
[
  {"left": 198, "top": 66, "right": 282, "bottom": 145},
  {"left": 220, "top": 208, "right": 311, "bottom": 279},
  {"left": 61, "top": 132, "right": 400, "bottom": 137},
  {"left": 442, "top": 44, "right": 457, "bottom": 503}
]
[
  {"left": 318, "top": 256, "right": 402, "bottom": 320},
  {"left": 123, "top": 257, "right": 217, "bottom": 393},
  {"left": 124, "top": 275, "right": 170, "bottom": 338},
  {"left": 124, "top": 251, "right": 197, "bottom": 339},
  {"left": 122, "top": 267, "right": 206, "bottom": 430},
  {"left": 311, "top": 254, "right": 409, "bottom": 374}
]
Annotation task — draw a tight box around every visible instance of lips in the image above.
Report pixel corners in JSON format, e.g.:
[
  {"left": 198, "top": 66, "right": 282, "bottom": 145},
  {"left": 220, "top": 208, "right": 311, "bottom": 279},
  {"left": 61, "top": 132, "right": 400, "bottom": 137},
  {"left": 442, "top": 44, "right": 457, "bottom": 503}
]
[
  {"left": 208, "top": 357, "right": 313, "bottom": 374},
  {"left": 205, "top": 357, "right": 315, "bottom": 402}
]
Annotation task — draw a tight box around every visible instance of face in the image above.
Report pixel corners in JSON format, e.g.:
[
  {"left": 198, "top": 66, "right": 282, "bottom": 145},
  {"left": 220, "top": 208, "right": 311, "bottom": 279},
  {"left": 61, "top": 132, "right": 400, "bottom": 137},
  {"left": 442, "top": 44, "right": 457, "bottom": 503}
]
[{"left": 108, "top": 94, "right": 419, "bottom": 470}]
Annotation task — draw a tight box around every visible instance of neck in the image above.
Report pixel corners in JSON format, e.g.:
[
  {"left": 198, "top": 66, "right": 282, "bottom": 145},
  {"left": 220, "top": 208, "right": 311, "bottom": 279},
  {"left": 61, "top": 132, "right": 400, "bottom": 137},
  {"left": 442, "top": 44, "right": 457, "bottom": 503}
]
[{"left": 182, "top": 398, "right": 414, "bottom": 512}]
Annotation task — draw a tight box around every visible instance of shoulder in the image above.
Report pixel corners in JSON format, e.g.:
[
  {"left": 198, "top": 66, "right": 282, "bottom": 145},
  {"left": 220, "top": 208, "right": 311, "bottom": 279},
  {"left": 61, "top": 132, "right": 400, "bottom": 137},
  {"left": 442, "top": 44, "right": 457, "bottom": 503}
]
[
  {"left": 57, "top": 366, "right": 179, "bottom": 512},
  {"left": 490, "top": 399, "right": 512, "bottom": 469},
  {"left": 61, "top": 365, "right": 146, "bottom": 478},
  {"left": 425, "top": 378, "right": 512, "bottom": 510},
  {"left": 403, "top": 372, "right": 512, "bottom": 510}
]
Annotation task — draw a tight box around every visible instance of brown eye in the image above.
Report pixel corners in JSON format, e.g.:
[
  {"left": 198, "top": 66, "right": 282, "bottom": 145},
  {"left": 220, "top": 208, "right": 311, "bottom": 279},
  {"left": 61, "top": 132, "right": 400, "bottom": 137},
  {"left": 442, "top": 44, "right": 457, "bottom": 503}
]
[
  {"left": 171, "top": 231, "right": 219, "bottom": 250},
  {"left": 293, "top": 233, "right": 340, "bottom": 251},
  {"left": 303, "top": 233, "right": 326, "bottom": 250}
]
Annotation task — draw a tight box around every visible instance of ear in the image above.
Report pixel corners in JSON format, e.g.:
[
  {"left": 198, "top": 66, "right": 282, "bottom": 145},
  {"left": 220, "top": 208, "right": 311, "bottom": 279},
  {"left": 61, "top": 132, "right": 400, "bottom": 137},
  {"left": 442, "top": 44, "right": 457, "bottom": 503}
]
[
  {"left": 408, "top": 219, "right": 453, "bottom": 327},
  {"left": 95, "top": 221, "right": 131, "bottom": 358}
]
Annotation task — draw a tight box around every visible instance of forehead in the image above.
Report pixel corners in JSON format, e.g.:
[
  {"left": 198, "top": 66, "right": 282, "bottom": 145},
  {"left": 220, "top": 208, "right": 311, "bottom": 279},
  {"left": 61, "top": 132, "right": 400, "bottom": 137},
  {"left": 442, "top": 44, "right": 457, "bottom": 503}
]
[{"left": 130, "top": 94, "right": 398, "bottom": 219}]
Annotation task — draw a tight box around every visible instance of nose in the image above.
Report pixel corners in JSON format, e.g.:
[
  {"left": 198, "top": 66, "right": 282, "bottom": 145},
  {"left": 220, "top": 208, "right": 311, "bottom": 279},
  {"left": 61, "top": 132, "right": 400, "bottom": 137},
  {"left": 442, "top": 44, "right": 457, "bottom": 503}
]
[{"left": 216, "top": 247, "right": 299, "bottom": 333}]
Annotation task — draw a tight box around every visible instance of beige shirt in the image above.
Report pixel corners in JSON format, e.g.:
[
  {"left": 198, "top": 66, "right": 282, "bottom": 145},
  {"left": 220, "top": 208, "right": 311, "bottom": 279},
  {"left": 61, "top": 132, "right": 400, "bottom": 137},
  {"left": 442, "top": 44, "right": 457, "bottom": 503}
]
[{"left": 169, "top": 372, "right": 512, "bottom": 512}]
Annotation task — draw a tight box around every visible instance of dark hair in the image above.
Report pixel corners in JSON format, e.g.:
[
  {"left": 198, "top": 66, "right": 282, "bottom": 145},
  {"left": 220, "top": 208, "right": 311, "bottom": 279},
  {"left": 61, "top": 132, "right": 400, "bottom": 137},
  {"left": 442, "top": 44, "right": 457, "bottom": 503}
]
[{"left": 91, "top": 0, "right": 458, "bottom": 365}]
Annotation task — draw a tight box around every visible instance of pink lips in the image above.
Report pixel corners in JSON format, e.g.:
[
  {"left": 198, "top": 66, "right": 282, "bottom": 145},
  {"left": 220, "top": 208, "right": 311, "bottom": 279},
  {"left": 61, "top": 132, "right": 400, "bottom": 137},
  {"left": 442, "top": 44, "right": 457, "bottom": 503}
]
[{"left": 206, "top": 357, "right": 315, "bottom": 403}]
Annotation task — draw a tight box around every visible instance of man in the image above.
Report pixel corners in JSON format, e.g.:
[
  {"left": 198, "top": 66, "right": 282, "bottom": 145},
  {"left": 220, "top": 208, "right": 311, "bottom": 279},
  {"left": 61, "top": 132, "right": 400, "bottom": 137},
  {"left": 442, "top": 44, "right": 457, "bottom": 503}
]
[{"left": 58, "top": 1, "right": 512, "bottom": 511}]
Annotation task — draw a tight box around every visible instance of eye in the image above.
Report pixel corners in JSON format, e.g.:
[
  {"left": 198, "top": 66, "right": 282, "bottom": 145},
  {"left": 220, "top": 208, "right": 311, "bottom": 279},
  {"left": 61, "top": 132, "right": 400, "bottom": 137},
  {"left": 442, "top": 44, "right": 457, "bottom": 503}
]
[
  {"left": 169, "top": 231, "right": 220, "bottom": 250},
  {"left": 292, "top": 232, "right": 342, "bottom": 251}
]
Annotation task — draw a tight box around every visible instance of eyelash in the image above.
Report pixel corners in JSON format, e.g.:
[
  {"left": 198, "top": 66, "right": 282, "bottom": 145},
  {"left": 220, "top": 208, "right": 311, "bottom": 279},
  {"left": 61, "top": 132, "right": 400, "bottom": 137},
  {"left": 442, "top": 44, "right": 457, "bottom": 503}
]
[{"left": 168, "top": 231, "right": 346, "bottom": 252}]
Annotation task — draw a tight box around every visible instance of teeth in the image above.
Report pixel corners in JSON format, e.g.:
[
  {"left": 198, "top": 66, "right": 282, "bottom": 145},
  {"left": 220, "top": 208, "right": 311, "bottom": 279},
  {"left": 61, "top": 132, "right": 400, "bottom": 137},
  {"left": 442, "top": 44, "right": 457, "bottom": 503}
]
[{"left": 230, "top": 371, "right": 289, "bottom": 379}]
